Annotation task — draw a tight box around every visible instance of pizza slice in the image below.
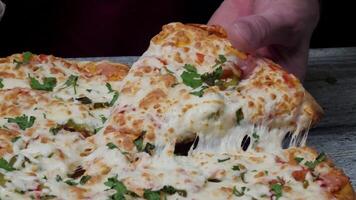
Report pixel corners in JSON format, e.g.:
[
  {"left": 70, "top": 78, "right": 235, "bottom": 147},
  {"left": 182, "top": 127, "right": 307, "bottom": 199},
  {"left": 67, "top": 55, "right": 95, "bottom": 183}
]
[
  {"left": 0, "top": 55, "right": 130, "bottom": 199},
  {"left": 103, "top": 22, "right": 322, "bottom": 155},
  {"left": 0, "top": 22, "right": 353, "bottom": 200}
]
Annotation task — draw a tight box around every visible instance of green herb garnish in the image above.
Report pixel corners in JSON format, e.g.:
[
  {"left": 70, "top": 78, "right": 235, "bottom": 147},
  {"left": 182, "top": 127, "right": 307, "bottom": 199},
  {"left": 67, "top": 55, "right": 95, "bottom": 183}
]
[
  {"left": 14, "top": 51, "right": 32, "bottom": 69},
  {"left": 218, "top": 157, "right": 230, "bottom": 163},
  {"left": 104, "top": 175, "right": 137, "bottom": 200},
  {"left": 161, "top": 185, "right": 187, "bottom": 197},
  {"left": 29, "top": 75, "right": 57, "bottom": 91},
  {"left": 271, "top": 183, "right": 283, "bottom": 199},
  {"left": 294, "top": 157, "right": 304, "bottom": 164},
  {"left": 201, "top": 66, "right": 223, "bottom": 86},
  {"left": 7, "top": 115, "right": 36, "bottom": 130},
  {"left": 143, "top": 189, "right": 161, "bottom": 200},
  {"left": 0, "top": 158, "right": 15, "bottom": 171},
  {"left": 76, "top": 96, "right": 92, "bottom": 104},
  {"left": 0, "top": 78, "right": 4, "bottom": 88},
  {"left": 55, "top": 175, "right": 62, "bottom": 182},
  {"left": 64, "top": 179, "right": 78, "bottom": 186},
  {"left": 304, "top": 152, "right": 326, "bottom": 170},
  {"left": 180, "top": 64, "right": 203, "bottom": 89},
  {"left": 64, "top": 75, "right": 79, "bottom": 94},
  {"left": 109, "top": 91, "right": 119, "bottom": 106},
  {"left": 235, "top": 108, "right": 244, "bottom": 125},
  {"left": 106, "top": 82, "right": 114, "bottom": 93},
  {"left": 11, "top": 136, "right": 21, "bottom": 143},
  {"left": 107, "top": 142, "right": 118, "bottom": 150},
  {"left": 232, "top": 186, "right": 246, "bottom": 197},
  {"left": 79, "top": 175, "right": 91, "bottom": 185}
]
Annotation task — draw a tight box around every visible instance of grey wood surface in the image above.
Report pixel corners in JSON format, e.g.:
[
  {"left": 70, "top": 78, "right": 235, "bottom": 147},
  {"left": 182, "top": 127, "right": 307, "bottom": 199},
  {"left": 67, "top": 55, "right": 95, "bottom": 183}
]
[{"left": 72, "top": 47, "right": 356, "bottom": 187}]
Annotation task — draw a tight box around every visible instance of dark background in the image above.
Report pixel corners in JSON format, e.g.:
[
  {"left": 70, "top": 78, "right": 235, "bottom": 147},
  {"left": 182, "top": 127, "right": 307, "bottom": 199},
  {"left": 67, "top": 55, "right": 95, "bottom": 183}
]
[{"left": 0, "top": 0, "right": 355, "bottom": 57}]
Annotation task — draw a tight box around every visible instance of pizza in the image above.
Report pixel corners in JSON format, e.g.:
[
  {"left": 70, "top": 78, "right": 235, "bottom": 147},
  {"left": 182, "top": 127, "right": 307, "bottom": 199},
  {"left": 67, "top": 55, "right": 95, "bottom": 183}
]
[{"left": 0, "top": 23, "right": 354, "bottom": 200}]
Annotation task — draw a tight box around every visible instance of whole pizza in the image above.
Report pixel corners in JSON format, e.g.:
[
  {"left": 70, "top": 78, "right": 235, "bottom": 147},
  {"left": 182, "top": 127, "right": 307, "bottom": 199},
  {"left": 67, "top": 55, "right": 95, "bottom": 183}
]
[{"left": 0, "top": 23, "right": 354, "bottom": 200}]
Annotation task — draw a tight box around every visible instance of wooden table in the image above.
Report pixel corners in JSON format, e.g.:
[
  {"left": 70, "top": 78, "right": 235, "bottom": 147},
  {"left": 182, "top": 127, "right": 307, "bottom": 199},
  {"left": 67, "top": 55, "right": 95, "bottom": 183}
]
[{"left": 74, "top": 47, "right": 356, "bottom": 187}]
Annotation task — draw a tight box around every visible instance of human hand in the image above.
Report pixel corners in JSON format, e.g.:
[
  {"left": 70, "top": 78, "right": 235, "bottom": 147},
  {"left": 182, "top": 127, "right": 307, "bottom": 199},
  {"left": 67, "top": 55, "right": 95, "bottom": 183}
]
[{"left": 208, "top": 0, "right": 319, "bottom": 79}]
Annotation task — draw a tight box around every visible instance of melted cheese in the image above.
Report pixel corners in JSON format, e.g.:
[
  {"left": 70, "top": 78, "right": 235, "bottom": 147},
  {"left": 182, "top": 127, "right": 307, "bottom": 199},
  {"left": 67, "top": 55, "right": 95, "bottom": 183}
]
[{"left": 0, "top": 23, "right": 350, "bottom": 200}]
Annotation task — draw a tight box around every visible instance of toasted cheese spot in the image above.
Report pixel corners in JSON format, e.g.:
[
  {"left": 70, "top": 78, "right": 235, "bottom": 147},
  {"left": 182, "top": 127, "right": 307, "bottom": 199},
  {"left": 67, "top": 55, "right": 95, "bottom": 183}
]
[
  {"left": 139, "top": 89, "right": 167, "bottom": 110},
  {"left": 96, "top": 62, "right": 129, "bottom": 81},
  {"left": 254, "top": 171, "right": 266, "bottom": 178},
  {"left": 175, "top": 31, "right": 191, "bottom": 47},
  {"left": 121, "top": 82, "right": 140, "bottom": 96},
  {"left": 69, "top": 187, "right": 87, "bottom": 199},
  {"left": 50, "top": 67, "right": 65, "bottom": 75},
  {"left": 0, "top": 71, "right": 16, "bottom": 78},
  {"left": 160, "top": 74, "right": 176, "bottom": 88},
  {"left": 134, "top": 66, "right": 153, "bottom": 77},
  {"left": 0, "top": 129, "right": 18, "bottom": 156},
  {"left": 174, "top": 52, "right": 183, "bottom": 63}
]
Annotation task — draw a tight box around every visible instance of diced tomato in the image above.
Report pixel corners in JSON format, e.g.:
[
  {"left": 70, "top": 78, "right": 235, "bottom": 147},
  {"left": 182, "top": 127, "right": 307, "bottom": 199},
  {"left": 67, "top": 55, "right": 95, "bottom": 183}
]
[
  {"left": 38, "top": 54, "right": 49, "bottom": 62},
  {"left": 292, "top": 169, "right": 308, "bottom": 182},
  {"left": 282, "top": 73, "right": 295, "bottom": 88},
  {"left": 195, "top": 53, "right": 205, "bottom": 64}
]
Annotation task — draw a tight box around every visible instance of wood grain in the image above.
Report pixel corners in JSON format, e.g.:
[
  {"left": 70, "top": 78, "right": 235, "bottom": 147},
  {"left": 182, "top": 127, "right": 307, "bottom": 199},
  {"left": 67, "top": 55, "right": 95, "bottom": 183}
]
[{"left": 72, "top": 47, "right": 356, "bottom": 187}]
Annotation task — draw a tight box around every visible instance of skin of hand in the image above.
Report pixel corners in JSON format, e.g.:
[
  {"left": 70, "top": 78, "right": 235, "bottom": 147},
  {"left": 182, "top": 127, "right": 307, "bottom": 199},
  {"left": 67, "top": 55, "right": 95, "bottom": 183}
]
[{"left": 208, "top": 0, "right": 320, "bottom": 79}]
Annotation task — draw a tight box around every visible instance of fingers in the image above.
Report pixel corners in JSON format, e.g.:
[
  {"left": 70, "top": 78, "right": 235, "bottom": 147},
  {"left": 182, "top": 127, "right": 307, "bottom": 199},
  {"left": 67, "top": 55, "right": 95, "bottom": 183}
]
[
  {"left": 226, "top": 13, "right": 297, "bottom": 52},
  {"left": 208, "top": 0, "right": 253, "bottom": 28}
]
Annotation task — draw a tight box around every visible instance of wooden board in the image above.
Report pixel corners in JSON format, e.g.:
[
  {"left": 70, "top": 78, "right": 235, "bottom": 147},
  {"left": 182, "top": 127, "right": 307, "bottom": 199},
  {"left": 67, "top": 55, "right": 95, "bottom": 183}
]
[{"left": 72, "top": 47, "right": 356, "bottom": 187}]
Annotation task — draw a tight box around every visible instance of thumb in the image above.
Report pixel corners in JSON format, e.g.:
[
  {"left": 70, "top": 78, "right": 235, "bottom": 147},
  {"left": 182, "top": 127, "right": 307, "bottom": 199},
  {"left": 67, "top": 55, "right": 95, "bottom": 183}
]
[{"left": 226, "top": 13, "right": 294, "bottom": 52}]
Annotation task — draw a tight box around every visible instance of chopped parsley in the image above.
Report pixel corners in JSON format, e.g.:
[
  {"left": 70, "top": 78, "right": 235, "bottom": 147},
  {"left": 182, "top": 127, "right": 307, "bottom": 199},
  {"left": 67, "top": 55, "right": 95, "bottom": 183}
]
[
  {"left": 104, "top": 175, "right": 138, "bottom": 200},
  {"left": 100, "top": 114, "right": 107, "bottom": 123},
  {"left": 106, "top": 142, "right": 118, "bottom": 149},
  {"left": 217, "top": 157, "right": 231, "bottom": 163},
  {"left": 64, "top": 75, "right": 79, "bottom": 94},
  {"left": 143, "top": 190, "right": 161, "bottom": 200},
  {"left": 189, "top": 86, "right": 208, "bottom": 97},
  {"left": 232, "top": 186, "right": 246, "bottom": 197},
  {"left": 106, "top": 82, "right": 115, "bottom": 93},
  {"left": 0, "top": 172, "right": 6, "bottom": 186},
  {"left": 79, "top": 175, "right": 91, "bottom": 185},
  {"left": 0, "top": 78, "right": 3, "bottom": 88},
  {"left": 49, "top": 126, "right": 61, "bottom": 135},
  {"left": 94, "top": 127, "right": 103, "bottom": 134},
  {"left": 39, "top": 194, "right": 57, "bottom": 200},
  {"left": 270, "top": 183, "right": 283, "bottom": 199},
  {"left": 109, "top": 91, "right": 119, "bottom": 106},
  {"left": 235, "top": 108, "right": 244, "bottom": 125},
  {"left": 64, "top": 179, "right": 78, "bottom": 186},
  {"left": 14, "top": 51, "right": 32, "bottom": 69},
  {"left": 304, "top": 152, "right": 326, "bottom": 170},
  {"left": 160, "top": 185, "right": 187, "bottom": 197},
  {"left": 11, "top": 136, "right": 21, "bottom": 143},
  {"left": 133, "top": 131, "right": 156, "bottom": 155},
  {"left": 201, "top": 66, "right": 223, "bottom": 86},
  {"left": 7, "top": 114, "right": 36, "bottom": 130},
  {"left": 232, "top": 164, "right": 246, "bottom": 171},
  {"left": 252, "top": 132, "right": 259, "bottom": 140},
  {"left": 181, "top": 55, "right": 230, "bottom": 97},
  {"left": 76, "top": 96, "right": 92, "bottom": 104},
  {"left": 294, "top": 157, "right": 304, "bottom": 164},
  {"left": 181, "top": 64, "right": 202, "bottom": 89},
  {"left": 55, "top": 175, "right": 62, "bottom": 182},
  {"left": 240, "top": 171, "right": 248, "bottom": 183},
  {"left": 134, "top": 134, "right": 144, "bottom": 152},
  {"left": 0, "top": 158, "right": 15, "bottom": 171},
  {"left": 29, "top": 75, "right": 57, "bottom": 91}
]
